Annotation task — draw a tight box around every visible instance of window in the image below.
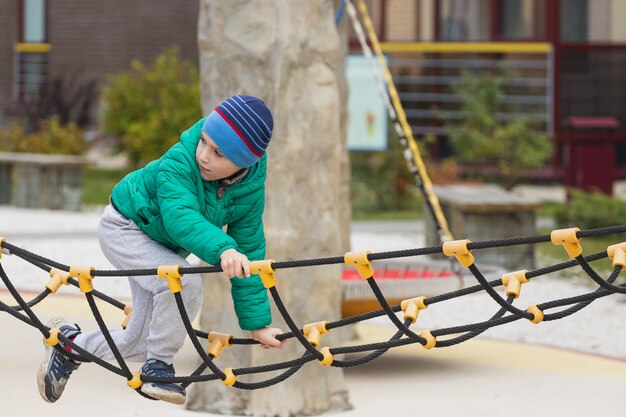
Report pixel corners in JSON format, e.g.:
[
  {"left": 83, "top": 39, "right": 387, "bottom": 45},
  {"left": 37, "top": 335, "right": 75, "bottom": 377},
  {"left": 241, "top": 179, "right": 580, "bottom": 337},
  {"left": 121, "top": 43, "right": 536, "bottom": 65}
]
[
  {"left": 23, "top": 0, "right": 46, "bottom": 43},
  {"left": 498, "top": 0, "right": 546, "bottom": 40},
  {"left": 561, "top": 0, "right": 626, "bottom": 43},
  {"left": 438, "top": 0, "right": 490, "bottom": 41},
  {"left": 14, "top": 0, "right": 49, "bottom": 102}
]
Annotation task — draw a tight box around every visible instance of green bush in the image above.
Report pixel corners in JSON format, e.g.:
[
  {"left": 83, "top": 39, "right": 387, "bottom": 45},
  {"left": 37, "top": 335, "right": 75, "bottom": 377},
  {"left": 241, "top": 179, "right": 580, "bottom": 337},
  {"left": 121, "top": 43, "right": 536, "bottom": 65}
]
[
  {"left": 552, "top": 189, "right": 626, "bottom": 229},
  {"left": 444, "top": 70, "right": 551, "bottom": 189},
  {"left": 351, "top": 123, "right": 423, "bottom": 218},
  {"left": 101, "top": 46, "right": 202, "bottom": 167},
  {"left": 0, "top": 117, "right": 87, "bottom": 155}
]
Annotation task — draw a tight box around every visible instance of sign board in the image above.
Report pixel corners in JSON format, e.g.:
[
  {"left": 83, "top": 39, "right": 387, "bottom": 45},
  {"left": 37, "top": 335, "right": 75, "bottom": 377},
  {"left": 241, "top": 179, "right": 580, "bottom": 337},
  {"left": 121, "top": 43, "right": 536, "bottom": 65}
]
[{"left": 346, "top": 54, "right": 388, "bottom": 151}]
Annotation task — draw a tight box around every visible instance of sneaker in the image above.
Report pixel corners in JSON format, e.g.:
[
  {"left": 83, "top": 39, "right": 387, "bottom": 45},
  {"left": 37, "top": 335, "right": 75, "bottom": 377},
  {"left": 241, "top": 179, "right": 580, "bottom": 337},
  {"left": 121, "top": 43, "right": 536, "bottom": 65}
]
[
  {"left": 37, "top": 317, "right": 82, "bottom": 403},
  {"left": 140, "top": 359, "right": 186, "bottom": 405}
]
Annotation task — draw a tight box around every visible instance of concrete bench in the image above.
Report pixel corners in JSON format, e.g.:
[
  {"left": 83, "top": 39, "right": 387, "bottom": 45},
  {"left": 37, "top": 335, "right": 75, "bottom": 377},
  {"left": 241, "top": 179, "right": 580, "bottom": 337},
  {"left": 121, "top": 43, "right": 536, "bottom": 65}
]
[
  {"left": 425, "top": 184, "right": 539, "bottom": 270},
  {"left": 0, "top": 152, "right": 87, "bottom": 211}
]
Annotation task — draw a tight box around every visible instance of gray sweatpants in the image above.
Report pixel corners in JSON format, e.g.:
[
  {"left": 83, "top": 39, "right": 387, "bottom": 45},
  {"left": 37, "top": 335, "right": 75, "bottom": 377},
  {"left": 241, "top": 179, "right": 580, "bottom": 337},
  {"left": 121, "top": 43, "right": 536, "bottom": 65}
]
[{"left": 73, "top": 204, "right": 203, "bottom": 364}]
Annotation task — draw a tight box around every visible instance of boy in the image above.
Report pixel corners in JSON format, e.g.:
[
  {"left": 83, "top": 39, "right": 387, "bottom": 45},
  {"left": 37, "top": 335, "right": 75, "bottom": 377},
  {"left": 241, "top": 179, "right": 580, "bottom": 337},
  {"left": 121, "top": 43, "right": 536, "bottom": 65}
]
[{"left": 38, "top": 95, "right": 285, "bottom": 405}]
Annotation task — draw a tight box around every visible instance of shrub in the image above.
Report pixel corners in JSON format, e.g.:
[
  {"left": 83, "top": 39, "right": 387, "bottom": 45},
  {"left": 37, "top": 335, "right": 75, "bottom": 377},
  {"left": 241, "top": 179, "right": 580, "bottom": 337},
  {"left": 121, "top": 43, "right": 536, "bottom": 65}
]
[
  {"left": 0, "top": 117, "right": 87, "bottom": 155},
  {"left": 101, "top": 46, "right": 202, "bottom": 167},
  {"left": 552, "top": 189, "right": 626, "bottom": 230},
  {"left": 443, "top": 70, "right": 551, "bottom": 189}
]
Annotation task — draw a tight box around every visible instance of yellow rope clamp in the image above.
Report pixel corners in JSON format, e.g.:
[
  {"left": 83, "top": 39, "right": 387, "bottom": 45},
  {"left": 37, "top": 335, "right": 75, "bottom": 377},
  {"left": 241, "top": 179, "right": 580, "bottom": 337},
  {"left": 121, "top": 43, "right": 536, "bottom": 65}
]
[
  {"left": 222, "top": 368, "right": 237, "bottom": 386},
  {"left": 157, "top": 264, "right": 183, "bottom": 294},
  {"left": 303, "top": 321, "right": 329, "bottom": 348},
  {"left": 501, "top": 270, "right": 529, "bottom": 299},
  {"left": 207, "top": 331, "right": 233, "bottom": 359},
  {"left": 442, "top": 240, "right": 475, "bottom": 268},
  {"left": 46, "top": 268, "right": 72, "bottom": 293},
  {"left": 319, "top": 347, "right": 334, "bottom": 366},
  {"left": 344, "top": 251, "right": 374, "bottom": 279},
  {"left": 44, "top": 328, "right": 61, "bottom": 347},
  {"left": 127, "top": 371, "right": 143, "bottom": 389},
  {"left": 550, "top": 227, "right": 583, "bottom": 258},
  {"left": 249, "top": 259, "right": 276, "bottom": 289},
  {"left": 527, "top": 304, "right": 544, "bottom": 324},
  {"left": 400, "top": 296, "right": 428, "bottom": 323},
  {"left": 607, "top": 242, "right": 626, "bottom": 269},
  {"left": 0, "top": 237, "right": 6, "bottom": 259},
  {"left": 121, "top": 303, "right": 133, "bottom": 329},
  {"left": 420, "top": 330, "right": 437, "bottom": 349},
  {"left": 69, "top": 265, "right": 95, "bottom": 293}
]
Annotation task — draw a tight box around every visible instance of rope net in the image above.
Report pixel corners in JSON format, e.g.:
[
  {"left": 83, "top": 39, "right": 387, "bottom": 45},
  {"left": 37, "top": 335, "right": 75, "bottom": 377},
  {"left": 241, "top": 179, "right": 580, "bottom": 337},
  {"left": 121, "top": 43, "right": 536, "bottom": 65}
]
[{"left": 1, "top": 224, "right": 626, "bottom": 393}]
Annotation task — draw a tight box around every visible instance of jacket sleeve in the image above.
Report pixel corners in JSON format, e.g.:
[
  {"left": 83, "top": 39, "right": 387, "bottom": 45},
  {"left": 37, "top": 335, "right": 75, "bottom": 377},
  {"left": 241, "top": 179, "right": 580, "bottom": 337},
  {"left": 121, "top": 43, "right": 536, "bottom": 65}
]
[
  {"left": 226, "top": 194, "right": 271, "bottom": 330},
  {"left": 156, "top": 149, "right": 237, "bottom": 266}
]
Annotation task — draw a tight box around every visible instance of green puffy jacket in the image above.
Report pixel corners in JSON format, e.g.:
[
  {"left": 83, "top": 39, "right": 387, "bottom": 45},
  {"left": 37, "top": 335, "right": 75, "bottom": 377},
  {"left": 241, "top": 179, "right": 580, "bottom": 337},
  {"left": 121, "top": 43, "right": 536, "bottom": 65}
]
[{"left": 111, "top": 117, "right": 271, "bottom": 330}]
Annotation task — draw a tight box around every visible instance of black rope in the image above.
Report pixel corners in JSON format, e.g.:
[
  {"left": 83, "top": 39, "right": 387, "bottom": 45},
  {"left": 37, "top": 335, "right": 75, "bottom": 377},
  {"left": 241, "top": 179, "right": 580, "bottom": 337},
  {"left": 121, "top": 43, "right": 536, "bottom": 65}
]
[
  {"left": 173, "top": 292, "right": 226, "bottom": 381},
  {"left": 2, "top": 224, "right": 626, "bottom": 392},
  {"left": 269, "top": 287, "right": 324, "bottom": 360},
  {"left": 84, "top": 292, "right": 133, "bottom": 379}
]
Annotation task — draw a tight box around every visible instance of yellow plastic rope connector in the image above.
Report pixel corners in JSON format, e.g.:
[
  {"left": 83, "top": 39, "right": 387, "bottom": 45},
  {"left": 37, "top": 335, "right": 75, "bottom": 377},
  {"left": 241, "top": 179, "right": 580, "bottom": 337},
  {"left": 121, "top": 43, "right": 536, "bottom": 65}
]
[
  {"left": 0, "top": 237, "right": 6, "bottom": 259},
  {"left": 420, "top": 330, "right": 437, "bottom": 349},
  {"left": 344, "top": 251, "right": 374, "bottom": 279},
  {"left": 222, "top": 368, "right": 237, "bottom": 386},
  {"left": 127, "top": 371, "right": 143, "bottom": 389},
  {"left": 442, "top": 240, "right": 475, "bottom": 268},
  {"left": 607, "top": 242, "right": 626, "bottom": 268},
  {"left": 400, "top": 296, "right": 428, "bottom": 323},
  {"left": 121, "top": 303, "right": 133, "bottom": 329},
  {"left": 69, "top": 265, "right": 95, "bottom": 293},
  {"left": 303, "top": 321, "right": 329, "bottom": 347},
  {"left": 527, "top": 304, "right": 544, "bottom": 324},
  {"left": 319, "top": 347, "right": 334, "bottom": 366},
  {"left": 501, "top": 270, "right": 529, "bottom": 299},
  {"left": 551, "top": 227, "right": 583, "bottom": 258},
  {"left": 46, "top": 268, "right": 72, "bottom": 293},
  {"left": 157, "top": 264, "right": 183, "bottom": 293},
  {"left": 249, "top": 259, "right": 276, "bottom": 289},
  {"left": 207, "top": 331, "right": 233, "bottom": 359},
  {"left": 44, "top": 328, "right": 61, "bottom": 347}
]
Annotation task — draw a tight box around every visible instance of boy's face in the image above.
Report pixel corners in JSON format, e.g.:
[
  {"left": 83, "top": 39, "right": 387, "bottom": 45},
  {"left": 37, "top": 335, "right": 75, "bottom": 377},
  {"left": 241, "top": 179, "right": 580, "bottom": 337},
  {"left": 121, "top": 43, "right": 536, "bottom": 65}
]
[{"left": 196, "top": 132, "right": 241, "bottom": 181}]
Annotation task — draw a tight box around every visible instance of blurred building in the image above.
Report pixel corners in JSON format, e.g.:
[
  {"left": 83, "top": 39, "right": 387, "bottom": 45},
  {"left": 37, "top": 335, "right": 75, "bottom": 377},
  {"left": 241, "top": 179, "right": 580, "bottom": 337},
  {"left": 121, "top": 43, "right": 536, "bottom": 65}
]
[
  {"left": 355, "top": 0, "right": 626, "bottom": 194},
  {"left": 0, "top": 0, "right": 198, "bottom": 127},
  {"left": 2, "top": 0, "right": 624, "bottom": 194}
]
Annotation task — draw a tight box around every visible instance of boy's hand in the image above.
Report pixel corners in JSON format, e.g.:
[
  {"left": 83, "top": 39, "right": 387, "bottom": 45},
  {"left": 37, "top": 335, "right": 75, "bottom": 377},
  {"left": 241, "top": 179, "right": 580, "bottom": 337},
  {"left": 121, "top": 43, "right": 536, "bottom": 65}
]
[
  {"left": 220, "top": 248, "right": 250, "bottom": 278},
  {"left": 251, "top": 327, "right": 285, "bottom": 349}
]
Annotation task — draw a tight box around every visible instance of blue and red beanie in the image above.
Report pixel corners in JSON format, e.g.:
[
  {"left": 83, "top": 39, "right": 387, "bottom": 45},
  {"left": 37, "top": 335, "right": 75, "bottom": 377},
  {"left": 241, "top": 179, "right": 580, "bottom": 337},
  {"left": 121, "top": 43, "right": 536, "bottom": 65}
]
[{"left": 201, "top": 95, "right": 273, "bottom": 168}]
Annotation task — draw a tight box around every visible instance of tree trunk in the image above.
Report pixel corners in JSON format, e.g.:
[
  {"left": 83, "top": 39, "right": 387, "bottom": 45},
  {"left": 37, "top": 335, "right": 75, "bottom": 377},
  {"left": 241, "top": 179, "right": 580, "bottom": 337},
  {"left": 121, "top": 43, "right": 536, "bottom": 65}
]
[{"left": 187, "top": 1, "right": 351, "bottom": 416}]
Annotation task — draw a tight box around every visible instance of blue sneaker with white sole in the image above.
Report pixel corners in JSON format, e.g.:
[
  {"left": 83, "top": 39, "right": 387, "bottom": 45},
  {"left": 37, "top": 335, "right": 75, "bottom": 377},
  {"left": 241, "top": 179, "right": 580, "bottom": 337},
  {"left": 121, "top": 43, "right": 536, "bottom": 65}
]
[
  {"left": 140, "top": 359, "right": 186, "bottom": 405},
  {"left": 37, "top": 317, "right": 82, "bottom": 403}
]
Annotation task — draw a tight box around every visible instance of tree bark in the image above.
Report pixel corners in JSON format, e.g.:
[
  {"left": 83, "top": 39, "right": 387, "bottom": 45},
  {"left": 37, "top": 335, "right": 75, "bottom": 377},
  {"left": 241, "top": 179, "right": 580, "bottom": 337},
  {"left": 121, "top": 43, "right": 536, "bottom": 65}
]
[{"left": 188, "top": 1, "right": 351, "bottom": 415}]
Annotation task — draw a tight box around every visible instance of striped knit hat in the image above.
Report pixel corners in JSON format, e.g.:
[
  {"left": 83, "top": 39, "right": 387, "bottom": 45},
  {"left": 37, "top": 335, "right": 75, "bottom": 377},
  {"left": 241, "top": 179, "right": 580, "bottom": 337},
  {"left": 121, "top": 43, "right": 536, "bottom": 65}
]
[{"left": 201, "top": 95, "right": 273, "bottom": 168}]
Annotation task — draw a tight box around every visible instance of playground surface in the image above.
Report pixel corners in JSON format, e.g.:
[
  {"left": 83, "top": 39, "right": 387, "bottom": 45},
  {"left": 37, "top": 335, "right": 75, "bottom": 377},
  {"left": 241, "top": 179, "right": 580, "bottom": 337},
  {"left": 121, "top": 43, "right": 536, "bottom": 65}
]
[
  {"left": 2, "top": 292, "right": 626, "bottom": 417},
  {"left": 2, "top": 205, "right": 626, "bottom": 416}
]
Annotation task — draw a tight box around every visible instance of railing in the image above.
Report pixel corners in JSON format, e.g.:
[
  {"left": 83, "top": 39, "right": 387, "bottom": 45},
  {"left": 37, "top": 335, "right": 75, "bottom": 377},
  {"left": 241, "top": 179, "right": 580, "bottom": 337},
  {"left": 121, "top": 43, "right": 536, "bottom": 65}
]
[
  {"left": 379, "top": 42, "right": 553, "bottom": 141},
  {"left": 13, "top": 43, "right": 51, "bottom": 102}
]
